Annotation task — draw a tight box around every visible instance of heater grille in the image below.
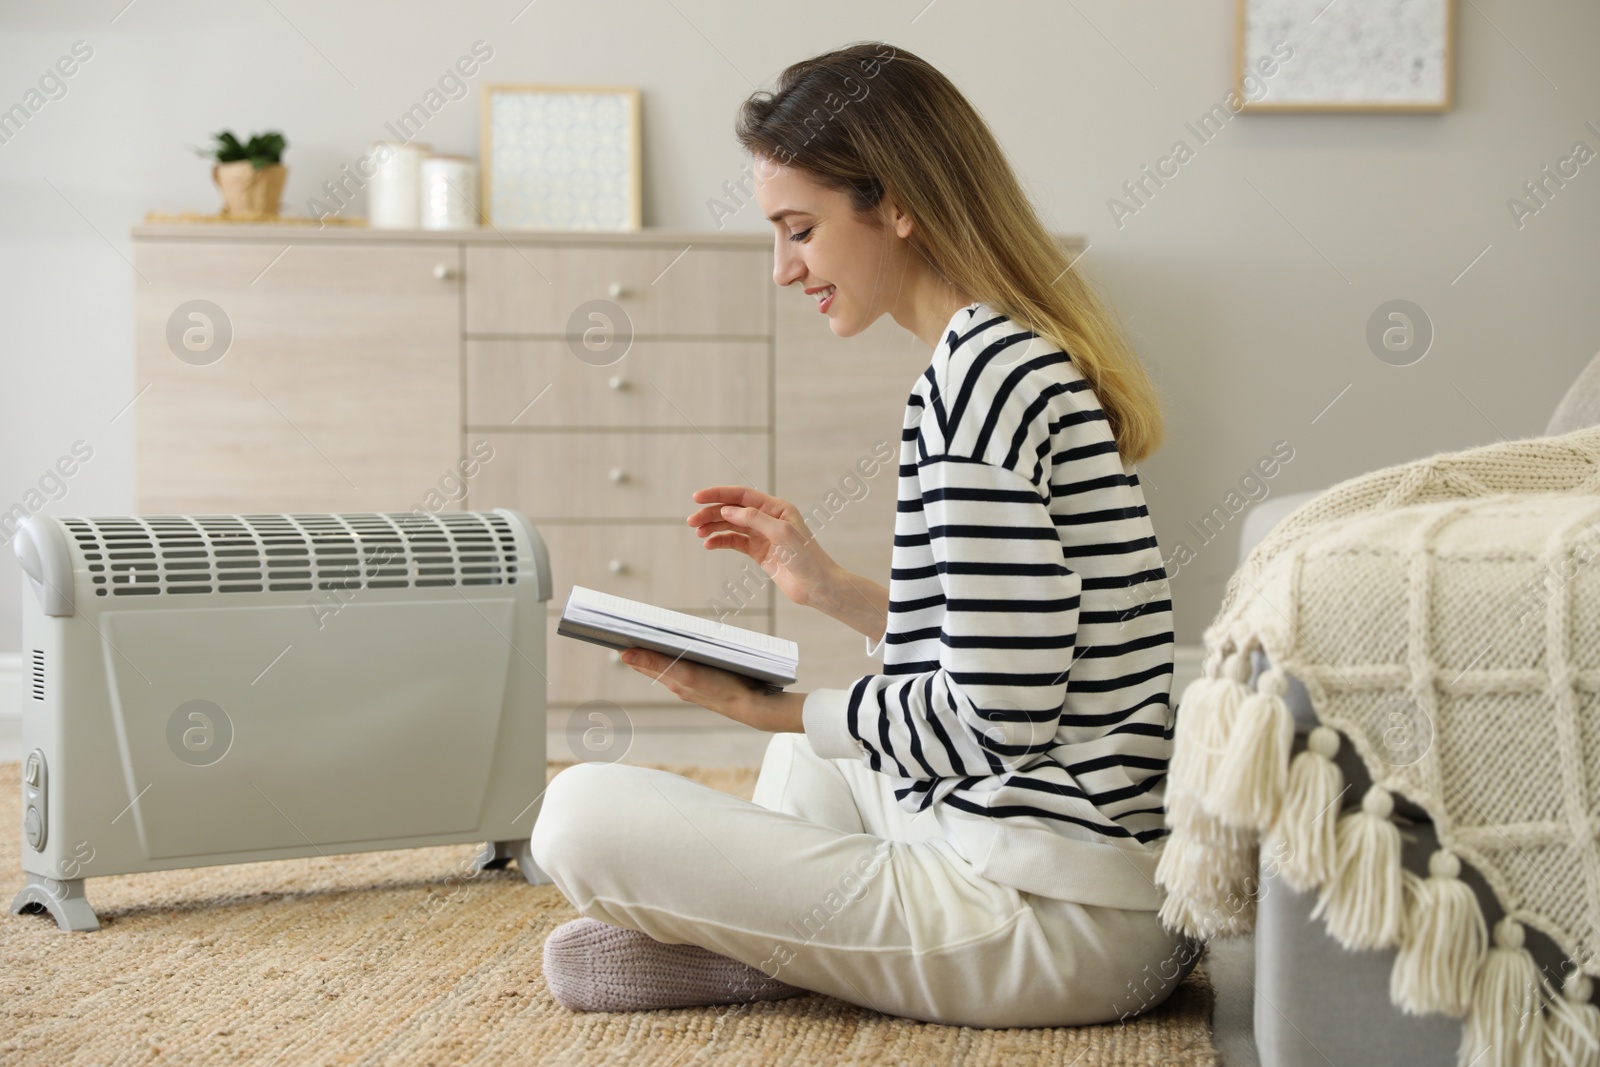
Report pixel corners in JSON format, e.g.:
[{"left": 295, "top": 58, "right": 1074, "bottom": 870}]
[
  {"left": 31, "top": 649, "right": 44, "bottom": 701},
  {"left": 64, "top": 512, "right": 521, "bottom": 598}
]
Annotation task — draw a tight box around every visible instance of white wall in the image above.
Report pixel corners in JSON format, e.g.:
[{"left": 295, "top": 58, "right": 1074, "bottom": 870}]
[{"left": 2, "top": 0, "right": 1596, "bottom": 655}]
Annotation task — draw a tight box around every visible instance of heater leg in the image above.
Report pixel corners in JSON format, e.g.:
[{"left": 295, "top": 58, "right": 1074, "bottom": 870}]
[
  {"left": 473, "top": 839, "right": 553, "bottom": 887},
  {"left": 10, "top": 873, "right": 101, "bottom": 932}
]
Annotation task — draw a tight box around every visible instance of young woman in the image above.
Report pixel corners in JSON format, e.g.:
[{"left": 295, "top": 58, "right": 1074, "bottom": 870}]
[{"left": 530, "top": 40, "right": 1199, "bottom": 1029}]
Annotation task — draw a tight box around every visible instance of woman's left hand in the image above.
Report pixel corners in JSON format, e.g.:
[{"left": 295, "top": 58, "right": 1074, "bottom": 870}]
[{"left": 617, "top": 647, "right": 807, "bottom": 734}]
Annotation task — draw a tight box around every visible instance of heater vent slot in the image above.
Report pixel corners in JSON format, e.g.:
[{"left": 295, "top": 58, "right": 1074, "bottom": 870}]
[
  {"left": 64, "top": 512, "right": 521, "bottom": 598},
  {"left": 30, "top": 649, "right": 44, "bottom": 701}
]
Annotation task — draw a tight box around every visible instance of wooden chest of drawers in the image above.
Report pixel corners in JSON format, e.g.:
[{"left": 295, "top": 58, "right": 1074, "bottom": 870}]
[{"left": 131, "top": 225, "right": 1083, "bottom": 714}]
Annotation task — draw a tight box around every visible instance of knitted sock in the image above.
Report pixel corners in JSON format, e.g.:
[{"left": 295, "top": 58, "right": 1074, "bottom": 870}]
[{"left": 541, "top": 917, "right": 805, "bottom": 1012}]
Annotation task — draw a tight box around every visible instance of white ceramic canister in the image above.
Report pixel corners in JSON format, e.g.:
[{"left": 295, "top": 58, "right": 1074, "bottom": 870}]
[
  {"left": 420, "top": 156, "right": 480, "bottom": 229},
  {"left": 367, "top": 141, "right": 430, "bottom": 228}
]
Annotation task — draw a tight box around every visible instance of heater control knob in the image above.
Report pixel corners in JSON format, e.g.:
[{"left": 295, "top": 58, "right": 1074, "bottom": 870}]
[{"left": 22, "top": 748, "right": 46, "bottom": 851}]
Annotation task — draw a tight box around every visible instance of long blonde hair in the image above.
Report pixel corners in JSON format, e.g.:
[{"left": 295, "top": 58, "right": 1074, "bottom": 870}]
[{"left": 736, "top": 41, "right": 1164, "bottom": 464}]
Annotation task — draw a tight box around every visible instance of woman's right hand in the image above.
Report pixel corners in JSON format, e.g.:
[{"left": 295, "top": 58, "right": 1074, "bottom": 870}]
[{"left": 686, "top": 485, "right": 843, "bottom": 609}]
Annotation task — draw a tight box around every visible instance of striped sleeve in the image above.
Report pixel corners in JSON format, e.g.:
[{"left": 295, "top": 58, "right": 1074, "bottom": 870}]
[{"left": 802, "top": 455, "right": 1081, "bottom": 779}]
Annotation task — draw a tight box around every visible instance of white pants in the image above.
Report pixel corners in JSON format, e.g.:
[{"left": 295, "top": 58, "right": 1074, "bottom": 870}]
[{"left": 529, "top": 731, "right": 1198, "bottom": 1028}]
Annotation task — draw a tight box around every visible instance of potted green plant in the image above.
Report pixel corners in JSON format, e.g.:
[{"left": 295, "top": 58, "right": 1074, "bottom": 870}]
[{"left": 199, "top": 130, "right": 288, "bottom": 219}]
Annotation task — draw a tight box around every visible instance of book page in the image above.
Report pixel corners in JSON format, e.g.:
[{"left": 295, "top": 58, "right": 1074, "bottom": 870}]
[{"left": 566, "top": 586, "right": 797, "bottom": 658}]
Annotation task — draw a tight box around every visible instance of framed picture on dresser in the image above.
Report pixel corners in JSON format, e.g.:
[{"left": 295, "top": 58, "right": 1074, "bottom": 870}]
[{"left": 481, "top": 83, "right": 643, "bottom": 230}]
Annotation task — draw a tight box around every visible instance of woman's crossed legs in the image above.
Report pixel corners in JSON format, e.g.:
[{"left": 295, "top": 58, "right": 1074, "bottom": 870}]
[{"left": 530, "top": 732, "right": 1192, "bottom": 1028}]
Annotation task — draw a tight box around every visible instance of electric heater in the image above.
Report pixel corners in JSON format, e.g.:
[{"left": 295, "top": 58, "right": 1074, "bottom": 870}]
[{"left": 9, "top": 509, "right": 553, "bottom": 932}]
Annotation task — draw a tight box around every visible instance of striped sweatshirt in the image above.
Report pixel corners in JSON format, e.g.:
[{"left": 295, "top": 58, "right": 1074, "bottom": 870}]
[{"left": 800, "top": 300, "right": 1176, "bottom": 911}]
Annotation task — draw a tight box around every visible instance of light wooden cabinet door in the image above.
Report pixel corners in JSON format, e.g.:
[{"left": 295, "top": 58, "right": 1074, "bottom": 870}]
[
  {"left": 464, "top": 246, "right": 770, "bottom": 337},
  {"left": 133, "top": 240, "right": 462, "bottom": 514},
  {"left": 464, "top": 339, "right": 768, "bottom": 429},
  {"left": 470, "top": 432, "right": 770, "bottom": 521}
]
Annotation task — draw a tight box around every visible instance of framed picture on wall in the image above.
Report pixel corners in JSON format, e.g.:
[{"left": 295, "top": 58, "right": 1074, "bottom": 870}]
[
  {"left": 1235, "top": 0, "right": 1455, "bottom": 112},
  {"left": 481, "top": 84, "right": 642, "bottom": 230}
]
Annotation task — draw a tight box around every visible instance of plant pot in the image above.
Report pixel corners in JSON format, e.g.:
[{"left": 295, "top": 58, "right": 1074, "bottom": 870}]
[{"left": 212, "top": 160, "right": 287, "bottom": 219}]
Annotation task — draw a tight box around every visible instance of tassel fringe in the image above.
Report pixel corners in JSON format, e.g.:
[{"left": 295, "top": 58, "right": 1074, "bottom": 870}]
[
  {"left": 1157, "top": 649, "right": 1261, "bottom": 941},
  {"left": 1459, "top": 917, "right": 1544, "bottom": 1067},
  {"left": 1263, "top": 725, "right": 1344, "bottom": 891},
  {"left": 1210, "top": 667, "right": 1295, "bottom": 829},
  {"left": 1171, "top": 651, "right": 1252, "bottom": 806},
  {"left": 1165, "top": 672, "right": 1218, "bottom": 809},
  {"left": 1309, "top": 784, "right": 1404, "bottom": 951},
  {"left": 1156, "top": 805, "right": 1258, "bottom": 940},
  {"left": 1543, "top": 967, "right": 1600, "bottom": 1067},
  {"left": 1391, "top": 848, "right": 1487, "bottom": 1017}
]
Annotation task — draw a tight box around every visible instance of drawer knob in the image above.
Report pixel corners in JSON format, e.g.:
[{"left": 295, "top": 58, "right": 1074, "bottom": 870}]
[
  {"left": 607, "top": 375, "right": 628, "bottom": 391},
  {"left": 608, "top": 467, "right": 627, "bottom": 483},
  {"left": 608, "top": 558, "right": 626, "bottom": 573},
  {"left": 434, "top": 263, "right": 458, "bottom": 280},
  {"left": 607, "top": 281, "right": 628, "bottom": 298}
]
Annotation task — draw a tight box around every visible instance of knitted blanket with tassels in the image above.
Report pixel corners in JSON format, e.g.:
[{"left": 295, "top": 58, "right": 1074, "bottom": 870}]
[{"left": 1154, "top": 425, "right": 1600, "bottom": 1067}]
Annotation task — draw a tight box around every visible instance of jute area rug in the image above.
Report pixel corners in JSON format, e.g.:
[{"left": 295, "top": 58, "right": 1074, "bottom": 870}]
[{"left": 0, "top": 759, "right": 1218, "bottom": 1065}]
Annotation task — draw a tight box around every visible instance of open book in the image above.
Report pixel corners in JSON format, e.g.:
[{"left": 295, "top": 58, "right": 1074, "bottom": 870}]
[{"left": 556, "top": 585, "right": 799, "bottom": 694}]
